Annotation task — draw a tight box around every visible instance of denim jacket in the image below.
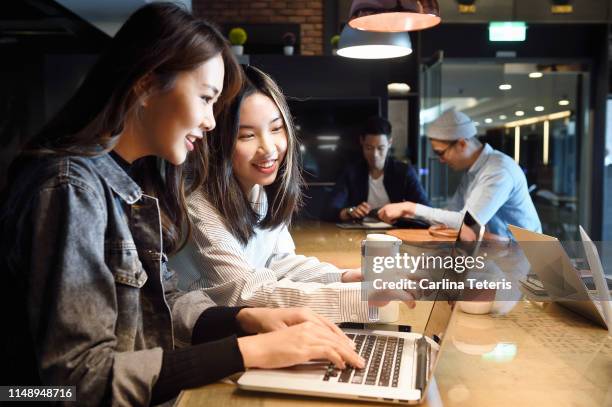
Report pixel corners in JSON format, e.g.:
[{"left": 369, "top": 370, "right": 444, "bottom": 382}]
[{"left": 0, "top": 153, "right": 216, "bottom": 406}]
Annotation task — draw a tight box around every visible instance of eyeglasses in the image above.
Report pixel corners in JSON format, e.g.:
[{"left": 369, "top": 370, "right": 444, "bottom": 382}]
[{"left": 432, "top": 140, "right": 458, "bottom": 158}]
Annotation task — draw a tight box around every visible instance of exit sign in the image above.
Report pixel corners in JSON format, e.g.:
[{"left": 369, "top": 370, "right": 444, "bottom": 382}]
[{"left": 489, "top": 22, "right": 527, "bottom": 42}]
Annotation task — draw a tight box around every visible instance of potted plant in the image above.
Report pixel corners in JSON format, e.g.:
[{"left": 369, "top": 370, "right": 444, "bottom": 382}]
[
  {"left": 456, "top": 0, "right": 476, "bottom": 13},
  {"left": 330, "top": 34, "right": 340, "bottom": 55},
  {"left": 282, "top": 32, "right": 296, "bottom": 56},
  {"left": 229, "top": 27, "right": 247, "bottom": 56}
]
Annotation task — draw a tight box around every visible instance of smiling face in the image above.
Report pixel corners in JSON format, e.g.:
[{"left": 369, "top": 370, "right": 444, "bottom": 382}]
[
  {"left": 232, "top": 92, "right": 288, "bottom": 193},
  {"left": 136, "top": 53, "right": 225, "bottom": 165}
]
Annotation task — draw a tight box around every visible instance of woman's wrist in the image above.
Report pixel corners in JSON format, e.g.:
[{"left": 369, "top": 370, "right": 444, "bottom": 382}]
[
  {"left": 237, "top": 335, "right": 262, "bottom": 368},
  {"left": 236, "top": 308, "right": 260, "bottom": 334}
]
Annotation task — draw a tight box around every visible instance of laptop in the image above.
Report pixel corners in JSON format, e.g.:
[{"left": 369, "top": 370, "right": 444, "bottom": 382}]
[
  {"left": 509, "top": 225, "right": 611, "bottom": 329},
  {"left": 237, "top": 300, "right": 455, "bottom": 404},
  {"left": 336, "top": 210, "right": 430, "bottom": 230},
  {"left": 578, "top": 226, "right": 612, "bottom": 333},
  {"left": 238, "top": 213, "right": 481, "bottom": 404}
]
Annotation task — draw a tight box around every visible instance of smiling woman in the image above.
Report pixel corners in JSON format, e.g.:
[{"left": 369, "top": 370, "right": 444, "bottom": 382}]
[
  {"left": 113, "top": 55, "right": 224, "bottom": 166},
  {"left": 232, "top": 92, "right": 289, "bottom": 193},
  {"left": 0, "top": 4, "right": 364, "bottom": 406},
  {"left": 171, "top": 66, "right": 382, "bottom": 324}
]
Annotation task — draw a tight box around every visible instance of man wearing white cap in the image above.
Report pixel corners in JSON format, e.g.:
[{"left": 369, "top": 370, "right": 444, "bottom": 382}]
[{"left": 378, "top": 109, "right": 541, "bottom": 238}]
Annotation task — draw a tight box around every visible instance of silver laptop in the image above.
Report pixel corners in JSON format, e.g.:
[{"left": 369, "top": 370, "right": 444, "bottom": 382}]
[
  {"left": 578, "top": 226, "right": 612, "bottom": 333},
  {"left": 509, "top": 224, "right": 611, "bottom": 329},
  {"left": 237, "top": 212, "right": 485, "bottom": 404},
  {"left": 237, "top": 299, "right": 455, "bottom": 404}
]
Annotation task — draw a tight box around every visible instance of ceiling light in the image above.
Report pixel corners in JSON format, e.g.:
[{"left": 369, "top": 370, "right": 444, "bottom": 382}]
[
  {"left": 316, "top": 135, "right": 340, "bottom": 141},
  {"left": 348, "top": 0, "right": 441, "bottom": 32},
  {"left": 529, "top": 72, "right": 543, "bottom": 78},
  {"left": 474, "top": 121, "right": 480, "bottom": 126},
  {"left": 318, "top": 144, "right": 337, "bottom": 151},
  {"left": 534, "top": 106, "right": 545, "bottom": 112},
  {"left": 388, "top": 82, "right": 411, "bottom": 95},
  {"left": 558, "top": 99, "right": 570, "bottom": 106},
  {"left": 499, "top": 115, "right": 507, "bottom": 120},
  {"left": 505, "top": 110, "right": 571, "bottom": 128},
  {"left": 515, "top": 110, "right": 525, "bottom": 116},
  {"left": 499, "top": 84, "right": 512, "bottom": 91},
  {"left": 338, "top": 26, "right": 413, "bottom": 59},
  {"left": 484, "top": 118, "right": 493, "bottom": 124}
]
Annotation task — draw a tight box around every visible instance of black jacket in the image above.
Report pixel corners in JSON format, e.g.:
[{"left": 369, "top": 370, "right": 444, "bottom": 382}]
[{"left": 324, "top": 157, "right": 429, "bottom": 221}]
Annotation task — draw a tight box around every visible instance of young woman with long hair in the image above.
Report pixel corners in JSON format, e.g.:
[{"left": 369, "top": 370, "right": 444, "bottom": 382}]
[
  {"left": 0, "top": 4, "right": 362, "bottom": 406},
  {"left": 172, "top": 66, "right": 378, "bottom": 323}
]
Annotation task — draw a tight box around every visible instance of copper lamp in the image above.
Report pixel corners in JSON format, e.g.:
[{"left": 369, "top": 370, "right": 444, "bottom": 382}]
[{"left": 348, "top": 0, "right": 441, "bottom": 32}]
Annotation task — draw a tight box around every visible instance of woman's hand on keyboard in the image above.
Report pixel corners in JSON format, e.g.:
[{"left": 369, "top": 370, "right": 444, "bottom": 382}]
[
  {"left": 236, "top": 307, "right": 347, "bottom": 338},
  {"left": 237, "top": 321, "right": 366, "bottom": 370}
]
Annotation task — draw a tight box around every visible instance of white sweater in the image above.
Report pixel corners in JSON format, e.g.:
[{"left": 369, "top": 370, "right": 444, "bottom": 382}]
[{"left": 170, "top": 185, "right": 374, "bottom": 323}]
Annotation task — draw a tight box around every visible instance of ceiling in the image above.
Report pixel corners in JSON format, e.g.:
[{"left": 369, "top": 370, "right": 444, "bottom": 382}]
[
  {"left": 55, "top": 0, "right": 147, "bottom": 36},
  {"left": 1, "top": 0, "right": 105, "bottom": 40},
  {"left": 55, "top": 0, "right": 192, "bottom": 36},
  {"left": 421, "top": 62, "right": 581, "bottom": 131}
]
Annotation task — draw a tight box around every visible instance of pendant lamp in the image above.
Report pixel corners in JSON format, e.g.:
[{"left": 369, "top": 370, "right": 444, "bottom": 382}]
[
  {"left": 348, "top": 0, "right": 441, "bottom": 32},
  {"left": 337, "top": 25, "right": 413, "bottom": 59}
]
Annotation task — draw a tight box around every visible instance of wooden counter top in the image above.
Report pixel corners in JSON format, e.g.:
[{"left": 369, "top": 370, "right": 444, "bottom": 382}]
[{"left": 176, "top": 221, "right": 612, "bottom": 407}]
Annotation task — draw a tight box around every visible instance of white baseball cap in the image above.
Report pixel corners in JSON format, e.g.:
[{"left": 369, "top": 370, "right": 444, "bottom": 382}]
[{"left": 426, "top": 108, "right": 477, "bottom": 141}]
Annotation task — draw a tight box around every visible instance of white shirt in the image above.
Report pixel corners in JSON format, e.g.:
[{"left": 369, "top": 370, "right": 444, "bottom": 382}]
[
  {"left": 170, "top": 185, "right": 374, "bottom": 323},
  {"left": 367, "top": 174, "right": 391, "bottom": 208},
  {"left": 414, "top": 144, "right": 542, "bottom": 238}
]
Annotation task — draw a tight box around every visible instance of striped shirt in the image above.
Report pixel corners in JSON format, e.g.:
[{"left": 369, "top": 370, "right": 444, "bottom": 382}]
[{"left": 170, "top": 185, "right": 374, "bottom": 323}]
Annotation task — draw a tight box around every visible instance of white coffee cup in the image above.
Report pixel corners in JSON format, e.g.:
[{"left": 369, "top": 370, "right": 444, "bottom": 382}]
[
  {"left": 458, "top": 301, "right": 494, "bottom": 315},
  {"left": 365, "top": 233, "right": 401, "bottom": 242},
  {"left": 362, "top": 234, "right": 402, "bottom": 323}
]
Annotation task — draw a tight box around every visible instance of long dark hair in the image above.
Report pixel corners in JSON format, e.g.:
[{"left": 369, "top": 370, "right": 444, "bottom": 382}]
[
  {"left": 18, "top": 3, "right": 242, "bottom": 253},
  {"left": 201, "top": 66, "right": 303, "bottom": 245}
]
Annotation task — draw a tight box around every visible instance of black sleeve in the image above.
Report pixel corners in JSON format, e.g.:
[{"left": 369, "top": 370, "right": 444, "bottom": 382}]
[
  {"left": 403, "top": 164, "right": 430, "bottom": 206},
  {"left": 150, "top": 336, "right": 244, "bottom": 405},
  {"left": 191, "top": 306, "right": 251, "bottom": 344},
  {"left": 322, "top": 169, "right": 351, "bottom": 222}
]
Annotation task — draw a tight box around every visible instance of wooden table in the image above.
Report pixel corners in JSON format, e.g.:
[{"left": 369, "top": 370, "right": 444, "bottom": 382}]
[{"left": 176, "top": 221, "right": 612, "bottom": 407}]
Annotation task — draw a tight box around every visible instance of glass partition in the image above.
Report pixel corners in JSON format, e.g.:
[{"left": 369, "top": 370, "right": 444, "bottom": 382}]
[
  {"left": 603, "top": 98, "right": 612, "bottom": 240},
  {"left": 419, "top": 61, "right": 588, "bottom": 239}
]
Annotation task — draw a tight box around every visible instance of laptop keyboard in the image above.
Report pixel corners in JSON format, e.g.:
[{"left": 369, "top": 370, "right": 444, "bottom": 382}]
[{"left": 322, "top": 334, "right": 405, "bottom": 387}]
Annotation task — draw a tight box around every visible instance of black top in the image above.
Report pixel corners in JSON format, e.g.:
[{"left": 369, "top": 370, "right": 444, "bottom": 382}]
[
  {"left": 151, "top": 306, "right": 250, "bottom": 404},
  {"left": 109, "top": 150, "right": 132, "bottom": 175}
]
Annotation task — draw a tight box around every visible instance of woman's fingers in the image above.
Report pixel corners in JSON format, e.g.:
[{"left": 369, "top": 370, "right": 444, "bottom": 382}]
[
  {"left": 310, "top": 326, "right": 362, "bottom": 363},
  {"left": 312, "top": 316, "right": 356, "bottom": 350},
  {"left": 313, "top": 337, "right": 365, "bottom": 369},
  {"left": 309, "top": 346, "right": 345, "bottom": 369},
  {"left": 293, "top": 310, "right": 355, "bottom": 349},
  {"left": 314, "top": 314, "right": 352, "bottom": 345}
]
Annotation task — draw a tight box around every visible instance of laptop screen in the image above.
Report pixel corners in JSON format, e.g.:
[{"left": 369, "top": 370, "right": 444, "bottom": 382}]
[{"left": 424, "top": 211, "right": 482, "bottom": 342}]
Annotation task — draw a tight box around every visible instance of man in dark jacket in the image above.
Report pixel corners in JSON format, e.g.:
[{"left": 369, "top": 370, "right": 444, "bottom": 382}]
[{"left": 324, "top": 116, "right": 428, "bottom": 222}]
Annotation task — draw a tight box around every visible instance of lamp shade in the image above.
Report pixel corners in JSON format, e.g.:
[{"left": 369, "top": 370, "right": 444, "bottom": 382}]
[
  {"left": 337, "top": 25, "right": 413, "bottom": 59},
  {"left": 348, "top": 0, "right": 441, "bottom": 32}
]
